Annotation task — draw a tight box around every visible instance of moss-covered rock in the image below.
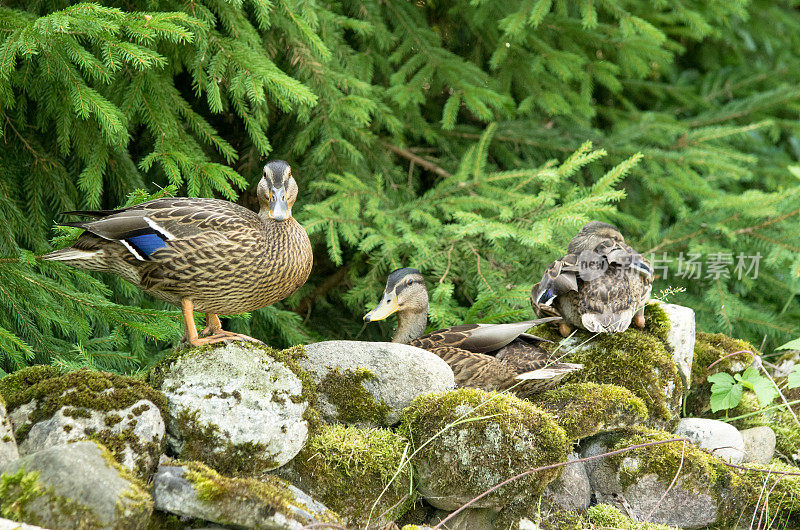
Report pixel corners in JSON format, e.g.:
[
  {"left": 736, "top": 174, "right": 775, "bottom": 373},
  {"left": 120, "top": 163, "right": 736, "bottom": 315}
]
[
  {"left": 531, "top": 320, "right": 682, "bottom": 430},
  {"left": 316, "top": 367, "right": 392, "bottom": 426},
  {"left": 582, "top": 427, "right": 800, "bottom": 529},
  {"left": 2, "top": 369, "right": 166, "bottom": 479},
  {"left": 152, "top": 459, "right": 341, "bottom": 529},
  {"left": 149, "top": 342, "right": 313, "bottom": 476},
  {"left": 277, "top": 423, "right": 412, "bottom": 528},
  {"left": 300, "top": 340, "right": 455, "bottom": 427},
  {"left": 0, "top": 440, "right": 152, "bottom": 529},
  {"left": 532, "top": 383, "right": 648, "bottom": 440},
  {"left": 399, "top": 388, "right": 567, "bottom": 511},
  {"left": 685, "top": 332, "right": 758, "bottom": 417}
]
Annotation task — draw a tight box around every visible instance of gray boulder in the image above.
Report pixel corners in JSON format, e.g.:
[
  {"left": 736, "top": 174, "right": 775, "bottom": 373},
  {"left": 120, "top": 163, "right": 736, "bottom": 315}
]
[
  {"left": 14, "top": 398, "right": 164, "bottom": 477},
  {"left": 653, "top": 301, "right": 695, "bottom": 389},
  {"left": 154, "top": 343, "right": 309, "bottom": 474},
  {"left": 0, "top": 441, "right": 151, "bottom": 529},
  {"left": 301, "top": 340, "right": 454, "bottom": 426},
  {"left": 153, "top": 461, "right": 341, "bottom": 529},
  {"left": 542, "top": 452, "right": 591, "bottom": 511},
  {"left": 740, "top": 426, "right": 776, "bottom": 464},
  {"left": 0, "top": 398, "right": 18, "bottom": 467},
  {"left": 675, "top": 418, "right": 745, "bottom": 464},
  {"left": 4, "top": 369, "right": 166, "bottom": 479},
  {"left": 583, "top": 435, "right": 719, "bottom": 529}
]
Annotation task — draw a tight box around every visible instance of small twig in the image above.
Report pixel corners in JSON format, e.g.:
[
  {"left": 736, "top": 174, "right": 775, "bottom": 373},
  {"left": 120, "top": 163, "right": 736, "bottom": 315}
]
[
  {"left": 707, "top": 349, "right": 753, "bottom": 371},
  {"left": 645, "top": 440, "right": 686, "bottom": 522},
  {"left": 294, "top": 264, "right": 351, "bottom": 317},
  {"left": 383, "top": 142, "right": 452, "bottom": 178}
]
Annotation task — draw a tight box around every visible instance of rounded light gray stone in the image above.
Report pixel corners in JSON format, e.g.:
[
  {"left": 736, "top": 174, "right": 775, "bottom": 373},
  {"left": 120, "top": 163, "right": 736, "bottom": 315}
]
[
  {"left": 0, "top": 518, "right": 47, "bottom": 530},
  {"left": 301, "top": 340, "right": 455, "bottom": 426},
  {"left": 0, "top": 441, "right": 152, "bottom": 529},
  {"left": 740, "top": 426, "right": 776, "bottom": 464},
  {"left": 153, "top": 463, "right": 338, "bottom": 529},
  {"left": 582, "top": 437, "right": 719, "bottom": 529},
  {"left": 15, "top": 398, "right": 164, "bottom": 476},
  {"left": 159, "top": 343, "right": 308, "bottom": 470},
  {"left": 675, "top": 417, "right": 745, "bottom": 464},
  {"left": 652, "top": 300, "right": 695, "bottom": 390},
  {"left": 542, "top": 452, "right": 591, "bottom": 510},
  {"left": 0, "top": 399, "right": 19, "bottom": 468}
]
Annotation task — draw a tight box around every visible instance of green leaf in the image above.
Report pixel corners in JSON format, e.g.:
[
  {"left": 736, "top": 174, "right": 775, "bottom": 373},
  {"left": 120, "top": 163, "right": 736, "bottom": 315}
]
[
  {"left": 739, "top": 367, "right": 779, "bottom": 408},
  {"left": 710, "top": 382, "right": 743, "bottom": 412},
  {"left": 788, "top": 366, "right": 800, "bottom": 389},
  {"left": 776, "top": 338, "right": 800, "bottom": 351}
]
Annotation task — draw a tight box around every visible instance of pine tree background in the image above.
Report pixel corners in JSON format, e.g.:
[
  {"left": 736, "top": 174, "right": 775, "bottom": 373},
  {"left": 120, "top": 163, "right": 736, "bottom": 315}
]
[{"left": 1, "top": 0, "right": 799, "bottom": 375}]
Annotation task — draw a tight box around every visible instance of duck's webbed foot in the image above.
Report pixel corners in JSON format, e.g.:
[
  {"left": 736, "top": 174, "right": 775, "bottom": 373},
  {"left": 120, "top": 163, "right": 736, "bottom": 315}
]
[
  {"left": 558, "top": 322, "right": 573, "bottom": 337},
  {"left": 633, "top": 313, "right": 646, "bottom": 329},
  {"left": 188, "top": 330, "right": 263, "bottom": 346}
]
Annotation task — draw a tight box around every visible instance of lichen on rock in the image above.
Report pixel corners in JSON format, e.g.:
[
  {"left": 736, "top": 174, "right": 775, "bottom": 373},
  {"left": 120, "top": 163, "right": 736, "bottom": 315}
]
[
  {"left": 532, "top": 382, "right": 648, "bottom": 440},
  {"left": 148, "top": 342, "right": 314, "bottom": 476},
  {"left": 0, "top": 441, "right": 152, "bottom": 529},
  {"left": 1, "top": 368, "right": 166, "bottom": 479},
  {"left": 399, "top": 388, "right": 567, "bottom": 511},
  {"left": 152, "top": 459, "right": 341, "bottom": 529},
  {"left": 277, "top": 423, "right": 412, "bottom": 527}
]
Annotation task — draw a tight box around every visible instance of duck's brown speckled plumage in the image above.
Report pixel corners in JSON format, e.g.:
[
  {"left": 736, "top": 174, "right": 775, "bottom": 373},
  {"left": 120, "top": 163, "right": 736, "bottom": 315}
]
[
  {"left": 365, "top": 268, "right": 582, "bottom": 396},
  {"left": 43, "top": 160, "right": 312, "bottom": 345},
  {"left": 531, "top": 221, "right": 652, "bottom": 334}
]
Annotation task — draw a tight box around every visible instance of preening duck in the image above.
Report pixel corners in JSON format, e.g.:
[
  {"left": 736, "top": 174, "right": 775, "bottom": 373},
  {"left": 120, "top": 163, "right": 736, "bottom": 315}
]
[
  {"left": 364, "top": 268, "right": 582, "bottom": 396},
  {"left": 531, "top": 221, "right": 652, "bottom": 336},
  {"left": 43, "top": 160, "right": 313, "bottom": 346}
]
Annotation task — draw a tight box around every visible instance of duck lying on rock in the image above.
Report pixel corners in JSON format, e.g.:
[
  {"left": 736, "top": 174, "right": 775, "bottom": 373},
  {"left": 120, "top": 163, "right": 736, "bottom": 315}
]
[
  {"left": 42, "top": 160, "right": 313, "bottom": 346},
  {"left": 364, "top": 268, "right": 582, "bottom": 395},
  {"left": 531, "top": 221, "right": 652, "bottom": 336}
]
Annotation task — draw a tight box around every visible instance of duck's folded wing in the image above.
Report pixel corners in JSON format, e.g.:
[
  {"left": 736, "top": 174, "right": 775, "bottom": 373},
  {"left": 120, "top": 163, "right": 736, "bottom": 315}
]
[
  {"left": 531, "top": 254, "right": 580, "bottom": 308},
  {"left": 414, "top": 318, "right": 560, "bottom": 354},
  {"left": 428, "top": 346, "right": 522, "bottom": 392},
  {"left": 61, "top": 200, "right": 258, "bottom": 262}
]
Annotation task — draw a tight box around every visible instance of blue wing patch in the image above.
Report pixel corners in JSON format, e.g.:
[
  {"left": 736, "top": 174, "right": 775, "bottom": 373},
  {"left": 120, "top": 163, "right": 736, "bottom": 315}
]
[{"left": 127, "top": 233, "right": 168, "bottom": 258}]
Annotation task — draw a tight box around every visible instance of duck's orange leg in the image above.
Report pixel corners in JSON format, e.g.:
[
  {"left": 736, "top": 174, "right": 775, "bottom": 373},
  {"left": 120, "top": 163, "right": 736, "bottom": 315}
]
[
  {"left": 181, "top": 301, "right": 261, "bottom": 346},
  {"left": 559, "top": 322, "right": 573, "bottom": 337}
]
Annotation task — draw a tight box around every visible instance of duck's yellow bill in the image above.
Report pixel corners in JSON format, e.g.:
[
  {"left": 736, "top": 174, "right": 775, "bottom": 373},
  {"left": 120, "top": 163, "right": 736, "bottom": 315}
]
[{"left": 364, "top": 297, "right": 399, "bottom": 322}]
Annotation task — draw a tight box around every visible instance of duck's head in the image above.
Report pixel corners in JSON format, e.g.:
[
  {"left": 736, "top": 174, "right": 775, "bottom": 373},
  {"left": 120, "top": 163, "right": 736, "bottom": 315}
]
[
  {"left": 364, "top": 268, "right": 429, "bottom": 323},
  {"left": 258, "top": 160, "right": 298, "bottom": 222},
  {"left": 567, "top": 221, "right": 624, "bottom": 253}
]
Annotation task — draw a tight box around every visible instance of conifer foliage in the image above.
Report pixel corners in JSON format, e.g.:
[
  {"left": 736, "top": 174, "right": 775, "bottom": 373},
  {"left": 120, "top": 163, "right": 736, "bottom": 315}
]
[{"left": 1, "top": 0, "right": 799, "bottom": 373}]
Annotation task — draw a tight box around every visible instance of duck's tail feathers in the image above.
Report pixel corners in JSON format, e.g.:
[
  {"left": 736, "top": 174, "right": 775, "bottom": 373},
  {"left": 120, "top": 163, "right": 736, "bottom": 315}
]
[
  {"left": 515, "top": 363, "right": 583, "bottom": 380},
  {"left": 581, "top": 310, "right": 633, "bottom": 333},
  {"left": 41, "top": 248, "right": 102, "bottom": 263}
]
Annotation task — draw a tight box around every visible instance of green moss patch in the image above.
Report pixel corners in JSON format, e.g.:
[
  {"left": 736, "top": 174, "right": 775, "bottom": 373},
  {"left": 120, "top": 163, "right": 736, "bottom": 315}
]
[
  {"left": 286, "top": 424, "right": 412, "bottom": 527},
  {"left": 0, "top": 365, "right": 64, "bottom": 404},
  {"left": 539, "top": 328, "right": 682, "bottom": 427},
  {"left": 5, "top": 369, "right": 166, "bottom": 444},
  {"left": 691, "top": 332, "right": 757, "bottom": 386},
  {"left": 533, "top": 382, "right": 648, "bottom": 440},
  {"left": 584, "top": 504, "right": 679, "bottom": 529},
  {"left": 0, "top": 467, "right": 43, "bottom": 520},
  {"left": 170, "top": 459, "right": 342, "bottom": 527},
  {"left": 643, "top": 302, "right": 671, "bottom": 343},
  {"left": 317, "top": 367, "right": 391, "bottom": 425},
  {"left": 399, "top": 388, "right": 567, "bottom": 509}
]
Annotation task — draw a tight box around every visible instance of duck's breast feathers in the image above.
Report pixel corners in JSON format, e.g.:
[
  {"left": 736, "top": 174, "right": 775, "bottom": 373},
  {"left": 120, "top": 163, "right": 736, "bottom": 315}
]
[{"left": 61, "top": 198, "right": 263, "bottom": 261}]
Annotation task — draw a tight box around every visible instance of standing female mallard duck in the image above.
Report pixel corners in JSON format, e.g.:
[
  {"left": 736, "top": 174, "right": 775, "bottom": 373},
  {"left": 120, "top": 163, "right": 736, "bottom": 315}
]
[
  {"left": 42, "top": 160, "right": 313, "bottom": 346},
  {"left": 531, "top": 221, "right": 652, "bottom": 337},
  {"left": 364, "top": 268, "right": 582, "bottom": 396}
]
